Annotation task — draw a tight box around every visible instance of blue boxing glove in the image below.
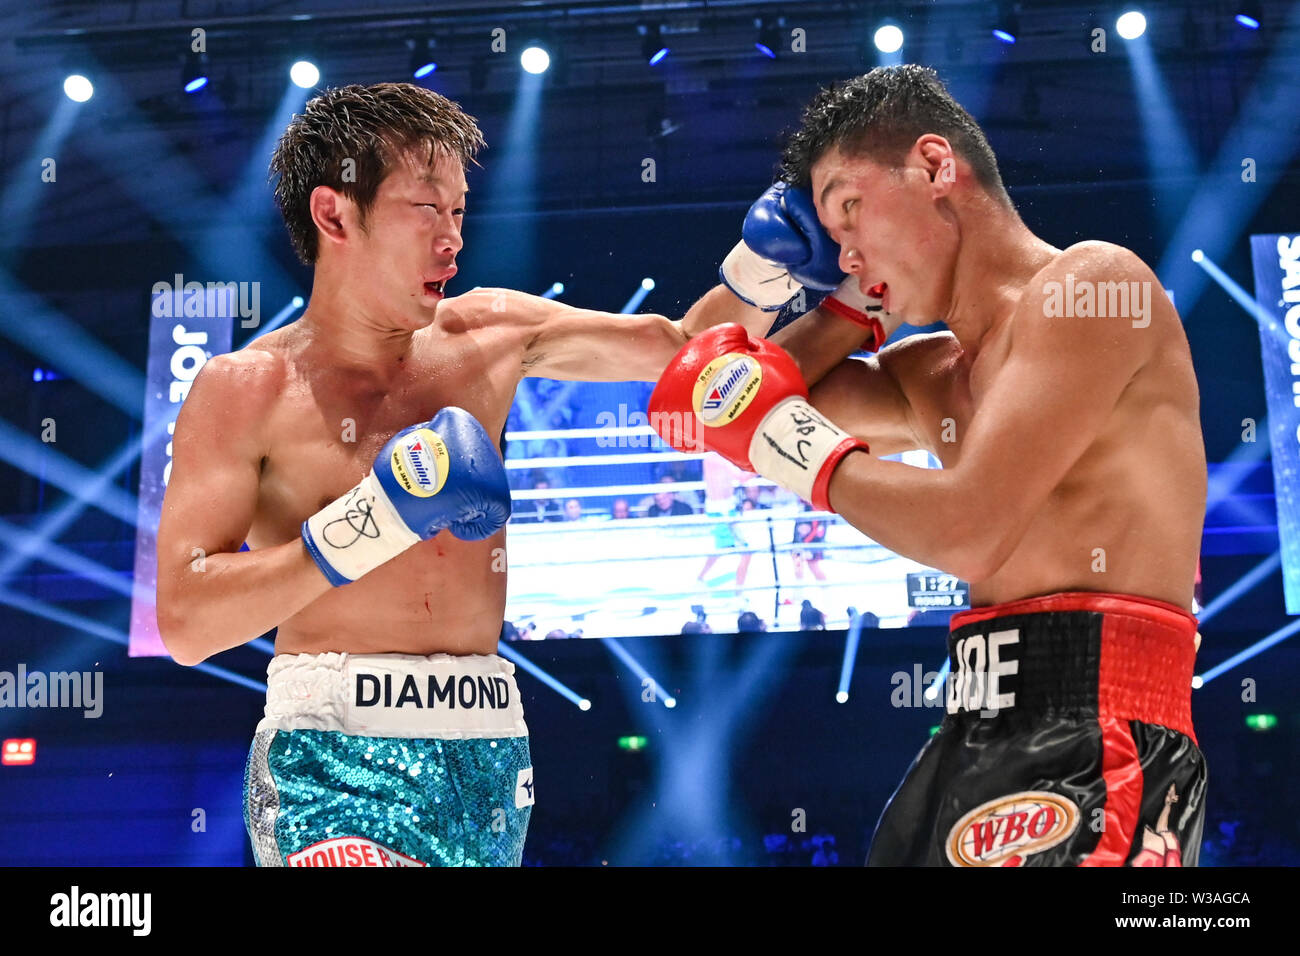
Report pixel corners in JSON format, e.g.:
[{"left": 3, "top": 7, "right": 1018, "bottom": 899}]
[
  {"left": 720, "top": 182, "right": 845, "bottom": 310},
  {"left": 302, "top": 406, "right": 512, "bottom": 586},
  {"left": 721, "top": 181, "right": 897, "bottom": 350}
]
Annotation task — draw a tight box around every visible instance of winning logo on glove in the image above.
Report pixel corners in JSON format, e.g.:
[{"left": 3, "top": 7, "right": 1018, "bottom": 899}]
[
  {"left": 389, "top": 428, "right": 450, "bottom": 498},
  {"left": 692, "top": 354, "right": 764, "bottom": 426}
]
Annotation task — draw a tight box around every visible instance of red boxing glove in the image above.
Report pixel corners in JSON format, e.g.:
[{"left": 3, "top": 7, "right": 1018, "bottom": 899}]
[{"left": 649, "top": 324, "right": 868, "bottom": 511}]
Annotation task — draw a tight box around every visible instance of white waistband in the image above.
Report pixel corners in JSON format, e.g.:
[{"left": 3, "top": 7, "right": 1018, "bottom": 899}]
[{"left": 258, "top": 652, "right": 527, "bottom": 739}]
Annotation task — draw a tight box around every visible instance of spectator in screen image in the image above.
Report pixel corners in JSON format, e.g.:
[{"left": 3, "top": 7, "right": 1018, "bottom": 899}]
[
  {"left": 791, "top": 503, "right": 828, "bottom": 581},
  {"left": 562, "top": 498, "right": 583, "bottom": 521},
  {"left": 518, "top": 475, "right": 563, "bottom": 523},
  {"left": 800, "top": 599, "right": 826, "bottom": 630},
  {"left": 646, "top": 475, "right": 695, "bottom": 518},
  {"left": 737, "top": 610, "right": 766, "bottom": 633},
  {"left": 610, "top": 498, "right": 631, "bottom": 520},
  {"left": 739, "top": 480, "right": 770, "bottom": 511}
]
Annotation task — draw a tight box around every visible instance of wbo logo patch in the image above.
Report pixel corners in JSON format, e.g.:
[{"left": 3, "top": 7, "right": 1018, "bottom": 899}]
[
  {"left": 946, "top": 791, "right": 1080, "bottom": 866},
  {"left": 693, "top": 354, "right": 762, "bottom": 425},
  {"left": 390, "top": 428, "right": 449, "bottom": 498}
]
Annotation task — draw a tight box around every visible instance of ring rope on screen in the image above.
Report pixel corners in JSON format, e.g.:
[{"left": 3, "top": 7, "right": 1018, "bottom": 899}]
[{"left": 497, "top": 424, "right": 922, "bottom": 636}]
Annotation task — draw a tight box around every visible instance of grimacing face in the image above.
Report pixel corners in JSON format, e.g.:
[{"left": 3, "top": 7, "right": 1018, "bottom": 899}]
[
  {"left": 809, "top": 139, "right": 961, "bottom": 325},
  {"left": 319, "top": 148, "right": 467, "bottom": 326}
]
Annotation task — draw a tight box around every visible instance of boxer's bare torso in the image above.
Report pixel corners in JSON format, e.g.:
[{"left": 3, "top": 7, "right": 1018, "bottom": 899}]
[
  {"left": 815, "top": 242, "right": 1205, "bottom": 609},
  {"left": 244, "top": 302, "right": 521, "bottom": 657}
]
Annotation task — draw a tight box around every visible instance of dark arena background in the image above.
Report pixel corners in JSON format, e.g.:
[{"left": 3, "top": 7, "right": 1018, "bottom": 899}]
[{"left": 0, "top": 0, "right": 1298, "bottom": 878}]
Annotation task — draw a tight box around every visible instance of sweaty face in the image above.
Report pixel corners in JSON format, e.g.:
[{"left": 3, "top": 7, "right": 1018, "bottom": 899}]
[
  {"left": 346, "top": 149, "right": 466, "bottom": 324},
  {"left": 810, "top": 144, "right": 958, "bottom": 324}
]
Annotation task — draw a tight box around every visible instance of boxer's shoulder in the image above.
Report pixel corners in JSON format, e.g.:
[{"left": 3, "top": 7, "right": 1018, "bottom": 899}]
[
  {"left": 437, "top": 287, "right": 531, "bottom": 329},
  {"left": 189, "top": 345, "right": 286, "bottom": 413}
]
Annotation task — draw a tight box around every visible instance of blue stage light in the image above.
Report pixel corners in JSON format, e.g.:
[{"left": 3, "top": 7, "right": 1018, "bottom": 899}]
[
  {"left": 1236, "top": 14, "right": 1260, "bottom": 29},
  {"left": 290, "top": 60, "right": 320, "bottom": 88},
  {"left": 413, "top": 62, "right": 437, "bottom": 79},
  {"left": 649, "top": 47, "right": 669, "bottom": 66},
  {"left": 992, "top": 28, "right": 1016, "bottom": 44},
  {"left": 1117, "top": 11, "right": 1147, "bottom": 40},
  {"left": 63, "top": 75, "right": 93, "bottom": 102},
  {"left": 874, "top": 24, "right": 904, "bottom": 53},
  {"left": 520, "top": 46, "right": 550, "bottom": 75}
]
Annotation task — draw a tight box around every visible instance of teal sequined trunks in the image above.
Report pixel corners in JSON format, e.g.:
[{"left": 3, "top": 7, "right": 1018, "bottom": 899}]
[{"left": 244, "top": 652, "right": 532, "bottom": 867}]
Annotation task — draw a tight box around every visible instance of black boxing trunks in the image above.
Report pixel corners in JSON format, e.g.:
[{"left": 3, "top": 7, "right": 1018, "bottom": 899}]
[{"left": 867, "top": 592, "right": 1206, "bottom": 866}]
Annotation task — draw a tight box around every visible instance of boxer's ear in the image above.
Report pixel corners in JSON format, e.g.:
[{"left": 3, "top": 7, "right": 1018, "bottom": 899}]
[
  {"left": 914, "top": 135, "right": 957, "bottom": 198},
  {"left": 309, "top": 185, "right": 351, "bottom": 251}
]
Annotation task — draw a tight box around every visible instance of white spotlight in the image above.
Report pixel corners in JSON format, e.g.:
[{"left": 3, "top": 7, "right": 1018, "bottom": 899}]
[
  {"left": 835, "top": 691, "right": 849, "bottom": 704},
  {"left": 520, "top": 46, "right": 550, "bottom": 75},
  {"left": 1191, "top": 249, "right": 1204, "bottom": 263},
  {"left": 664, "top": 696, "right": 677, "bottom": 709},
  {"left": 874, "top": 24, "right": 904, "bottom": 54},
  {"left": 640, "top": 277, "right": 655, "bottom": 291},
  {"left": 578, "top": 698, "right": 592, "bottom": 711},
  {"left": 1117, "top": 11, "right": 1147, "bottom": 40},
  {"left": 1191, "top": 675, "right": 1204, "bottom": 689},
  {"left": 550, "top": 281, "right": 564, "bottom": 295},
  {"left": 290, "top": 60, "right": 320, "bottom": 88},
  {"left": 63, "top": 75, "right": 93, "bottom": 102}
]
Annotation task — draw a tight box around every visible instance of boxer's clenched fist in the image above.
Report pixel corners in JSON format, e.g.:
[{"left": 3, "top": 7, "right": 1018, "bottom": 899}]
[
  {"left": 720, "top": 182, "right": 892, "bottom": 350},
  {"left": 302, "top": 406, "right": 511, "bottom": 586},
  {"left": 649, "top": 323, "right": 868, "bottom": 511}
]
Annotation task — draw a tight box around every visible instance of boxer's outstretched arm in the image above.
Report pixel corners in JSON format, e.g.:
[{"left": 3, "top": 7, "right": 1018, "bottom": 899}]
[
  {"left": 457, "top": 287, "right": 687, "bottom": 381},
  {"left": 826, "top": 247, "right": 1158, "bottom": 581},
  {"left": 682, "top": 283, "right": 884, "bottom": 388},
  {"left": 156, "top": 352, "right": 330, "bottom": 665}
]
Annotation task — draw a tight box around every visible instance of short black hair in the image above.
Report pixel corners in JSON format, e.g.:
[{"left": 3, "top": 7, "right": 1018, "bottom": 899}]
[
  {"left": 270, "top": 82, "right": 485, "bottom": 265},
  {"left": 780, "top": 65, "right": 1008, "bottom": 203}
]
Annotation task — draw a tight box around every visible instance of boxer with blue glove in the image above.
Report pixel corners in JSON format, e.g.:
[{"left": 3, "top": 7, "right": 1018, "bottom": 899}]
[
  {"left": 156, "top": 83, "right": 693, "bottom": 867},
  {"left": 719, "top": 181, "right": 898, "bottom": 352}
]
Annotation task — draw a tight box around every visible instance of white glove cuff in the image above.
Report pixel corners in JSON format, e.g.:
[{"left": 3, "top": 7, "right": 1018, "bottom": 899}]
[
  {"left": 303, "top": 471, "right": 422, "bottom": 584},
  {"left": 720, "top": 240, "right": 800, "bottom": 311},
  {"left": 746, "top": 397, "right": 855, "bottom": 506}
]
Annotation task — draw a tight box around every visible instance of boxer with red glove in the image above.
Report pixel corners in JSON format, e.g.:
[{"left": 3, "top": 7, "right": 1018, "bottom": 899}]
[
  {"left": 719, "top": 181, "right": 898, "bottom": 351},
  {"left": 650, "top": 323, "right": 867, "bottom": 511}
]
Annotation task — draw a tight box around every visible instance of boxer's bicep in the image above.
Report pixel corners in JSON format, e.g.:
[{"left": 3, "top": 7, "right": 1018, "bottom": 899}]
[
  {"left": 156, "top": 354, "right": 271, "bottom": 607},
  {"left": 953, "top": 266, "right": 1150, "bottom": 572},
  {"left": 513, "top": 294, "right": 687, "bottom": 381},
  {"left": 809, "top": 353, "right": 920, "bottom": 457}
]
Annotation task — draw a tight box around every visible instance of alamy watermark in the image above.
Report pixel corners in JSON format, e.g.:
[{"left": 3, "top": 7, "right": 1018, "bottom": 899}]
[
  {"left": 151, "top": 273, "right": 261, "bottom": 328},
  {"left": 0, "top": 664, "right": 103, "bottom": 718},
  {"left": 1042, "top": 274, "right": 1152, "bottom": 328}
]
